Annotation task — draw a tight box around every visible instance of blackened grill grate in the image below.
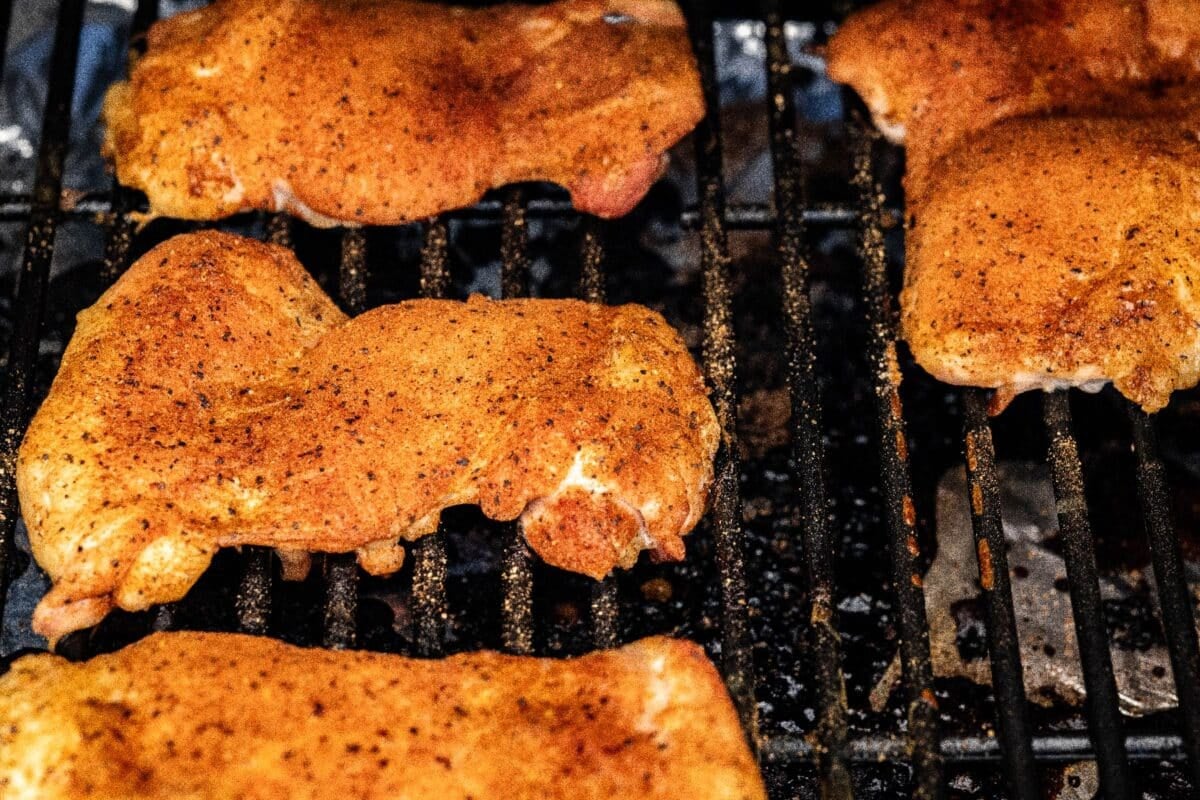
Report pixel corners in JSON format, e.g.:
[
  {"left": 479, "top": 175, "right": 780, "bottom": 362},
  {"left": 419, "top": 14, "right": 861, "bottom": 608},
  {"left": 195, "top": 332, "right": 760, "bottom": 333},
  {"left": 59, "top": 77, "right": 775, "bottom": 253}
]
[{"left": 2, "top": 2, "right": 1200, "bottom": 798}]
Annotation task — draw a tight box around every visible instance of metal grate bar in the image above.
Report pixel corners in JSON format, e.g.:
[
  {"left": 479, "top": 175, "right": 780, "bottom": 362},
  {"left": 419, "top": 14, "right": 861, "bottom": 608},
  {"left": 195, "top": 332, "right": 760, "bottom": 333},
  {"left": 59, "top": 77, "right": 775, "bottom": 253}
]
[
  {"left": 339, "top": 228, "right": 368, "bottom": 314},
  {"left": 578, "top": 218, "right": 607, "bottom": 305},
  {"left": 322, "top": 554, "right": 358, "bottom": 649},
  {"left": 498, "top": 189, "right": 534, "bottom": 655},
  {"left": 97, "top": 0, "right": 168, "bottom": 636},
  {"left": 846, "top": 123, "right": 942, "bottom": 797},
  {"left": 0, "top": 196, "right": 889, "bottom": 230},
  {"left": 686, "top": 0, "right": 760, "bottom": 758},
  {"left": 1127, "top": 404, "right": 1200, "bottom": 787},
  {"left": 235, "top": 548, "right": 272, "bottom": 635},
  {"left": 411, "top": 532, "right": 448, "bottom": 656},
  {"left": 265, "top": 212, "right": 293, "bottom": 250},
  {"left": 411, "top": 218, "right": 451, "bottom": 657},
  {"left": 0, "top": 0, "right": 87, "bottom": 620},
  {"left": 760, "top": 5, "right": 851, "bottom": 795},
  {"left": 152, "top": 603, "right": 176, "bottom": 632},
  {"left": 100, "top": 1, "right": 158, "bottom": 281},
  {"left": 101, "top": 199, "right": 135, "bottom": 281},
  {"left": 762, "top": 731, "right": 1186, "bottom": 764},
  {"left": 419, "top": 217, "right": 450, "bottom": 299},
  {"left": 232, "top": 213, "right": 294, "bottom": 635},
  {"left": 321, "top": 228, "right": 369, "bottom": 649},
  {"left": 500, "top": 189, "right": 530, "bottom": 299},
  {"left": 0, "top": 0, "right": 14, "bottom": 80},
  {"left": 1041, "top": 392, "right": 1130, "bottom": 797},
  {"left": 577, "top": 218, "right": 619, "bottom": 650},
  {"left": 961, "top": 389, "right": 1039, "bottom": 800}
]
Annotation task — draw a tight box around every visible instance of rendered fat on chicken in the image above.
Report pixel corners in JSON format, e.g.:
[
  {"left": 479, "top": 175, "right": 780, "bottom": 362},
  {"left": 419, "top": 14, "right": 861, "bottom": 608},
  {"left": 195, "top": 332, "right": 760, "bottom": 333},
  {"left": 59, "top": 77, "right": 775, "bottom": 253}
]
[
  {"left": 17, "top": 232, "right": 719, "bottom": 642},
  {"left": 827, "top": 0, "right": 1200, "bottom": 410},
  {"left": 0, "top": 632, "right": 767, "bottom": 799},
  {"left": 102, "top": 0, "right": 704, "bottom": 225}
]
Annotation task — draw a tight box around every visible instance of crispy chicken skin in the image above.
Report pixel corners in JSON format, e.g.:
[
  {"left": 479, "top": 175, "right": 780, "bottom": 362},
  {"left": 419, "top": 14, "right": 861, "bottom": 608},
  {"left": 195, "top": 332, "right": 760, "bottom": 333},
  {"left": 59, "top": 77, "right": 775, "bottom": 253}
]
[
  {"left": 827, "top": 0, "right": 1200, "bottom": 195},
  {"left": 102, "top": 0, "right": 703, "bottom": 225},
  {"left": 17, "top": 232, "right": 719, "bottom": 643},
  {"left": 904, "top": 116, "right": 1200, "bottom": 412},
  {"left": 0, "top": 632, "right": 767, "bottom": 800},
  {"left": 827, "top": 0, "right": 1200, "bottom": 410}
]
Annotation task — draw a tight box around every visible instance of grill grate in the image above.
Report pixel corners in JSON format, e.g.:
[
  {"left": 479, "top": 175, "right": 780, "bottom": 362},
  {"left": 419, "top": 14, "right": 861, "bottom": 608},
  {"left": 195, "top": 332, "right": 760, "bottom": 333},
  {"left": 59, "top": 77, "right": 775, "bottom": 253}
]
[
  {"left": 960, "top": 388, "right": 1039, "bottom": 798},
  {"left": 1127, "top": 404, "right": 1200, "bottom": 784},
  {"left": 686, "top": 0, "right": 758, "bottom": 746},
  {"left": 2, "top": 2, "right": 1200, "bottom": 798},
  {"left": 846, "top": 122, "right": 940, "bottom": 797},
  {"left": 1042, "top": 391, "right": 1130, "bottom": 796}
]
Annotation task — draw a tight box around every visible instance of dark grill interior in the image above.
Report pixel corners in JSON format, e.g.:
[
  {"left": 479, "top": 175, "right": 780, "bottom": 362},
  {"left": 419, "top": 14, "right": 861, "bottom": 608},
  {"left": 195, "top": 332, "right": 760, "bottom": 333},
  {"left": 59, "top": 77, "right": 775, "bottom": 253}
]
[{"left": 2, "top": 1, "right": 1200, "bottom": 798}]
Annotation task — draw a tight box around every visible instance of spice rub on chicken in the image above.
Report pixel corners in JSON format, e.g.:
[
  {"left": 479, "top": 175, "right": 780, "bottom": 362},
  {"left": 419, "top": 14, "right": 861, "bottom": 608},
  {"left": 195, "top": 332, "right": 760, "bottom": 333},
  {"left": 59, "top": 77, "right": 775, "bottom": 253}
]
[
  {"left": 827, "top": 0, "right": 1200, "bottom": 411},
  {"left": 102, "top": 0, "right": 704, "bottom": 226},
  {"left": 0, "top": 632, "right": 767, "bottom": 800},
  {"left": 827, "top": 0, "right": 1200, "bottom": 197},
  {"left": 904, "top": 115, "right": 1200, "bottom": 412},
  {"left": 17, "top": 232, "right": 719, "bottom": 643}
]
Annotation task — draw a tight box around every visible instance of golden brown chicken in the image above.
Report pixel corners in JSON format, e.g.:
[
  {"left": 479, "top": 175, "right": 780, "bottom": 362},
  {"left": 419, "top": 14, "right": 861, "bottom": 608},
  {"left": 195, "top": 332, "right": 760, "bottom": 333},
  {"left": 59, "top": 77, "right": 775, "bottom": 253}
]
[
  {"left": 0, "top": 632, "right": 766, "bottom": 799},
  {"left": 904, "top": 115, "right": 1200, "bottom": 412},
  {"left": 102, "top": 0, "right": 703, "bottom": 225},
  {"left": 17, "top": 232, "right": 719, "bottom": 643},
  {"left": 827, "top": 0, "right": 1200, "bottom": 410},
  {"left": 827, "top": 0, "right": 1200, "bottom": 196}
]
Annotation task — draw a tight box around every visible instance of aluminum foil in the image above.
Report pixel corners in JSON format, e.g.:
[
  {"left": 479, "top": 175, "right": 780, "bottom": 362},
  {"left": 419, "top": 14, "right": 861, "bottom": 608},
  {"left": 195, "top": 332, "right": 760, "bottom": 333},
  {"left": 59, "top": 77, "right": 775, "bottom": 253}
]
[{"left": 925, "top": 461, "right": 1187, "bottom": 715}]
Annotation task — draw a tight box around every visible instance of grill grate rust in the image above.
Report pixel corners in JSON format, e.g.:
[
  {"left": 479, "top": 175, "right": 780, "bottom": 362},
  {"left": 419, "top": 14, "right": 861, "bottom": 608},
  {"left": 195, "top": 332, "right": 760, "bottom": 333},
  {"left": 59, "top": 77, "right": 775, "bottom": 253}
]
[{"left": 1, "top": 3, "right": 1199, "bottom": 799}]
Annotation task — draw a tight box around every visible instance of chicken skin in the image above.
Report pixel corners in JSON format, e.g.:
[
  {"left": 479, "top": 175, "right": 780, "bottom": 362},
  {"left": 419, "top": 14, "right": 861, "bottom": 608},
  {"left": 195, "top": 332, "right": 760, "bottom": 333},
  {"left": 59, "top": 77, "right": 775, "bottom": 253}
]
[
  {"left": 827, "top": 0, "right": 1200, "bottom": 410},
  {"left": 827, "top": 0, "right": 1200, "bottom": 196},
  {"left": 17, "top": 232, "right": 719, "bottom": 643},
  {"left": 102, "top": 0, "right": 704, "bottom": 225},
  {"left": 904, "top": 115, "right": 1200, "bottom": 411},
  {"left": 0, "top": 632, "right": 766, "bottom": 800}
]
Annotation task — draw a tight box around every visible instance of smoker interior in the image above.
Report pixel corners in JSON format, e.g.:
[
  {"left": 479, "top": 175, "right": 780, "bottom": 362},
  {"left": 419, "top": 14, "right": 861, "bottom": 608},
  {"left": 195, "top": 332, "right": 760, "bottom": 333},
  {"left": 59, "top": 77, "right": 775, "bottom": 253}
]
[{"left": 2, "top": 1, "right": 1200, "bottom": 798}]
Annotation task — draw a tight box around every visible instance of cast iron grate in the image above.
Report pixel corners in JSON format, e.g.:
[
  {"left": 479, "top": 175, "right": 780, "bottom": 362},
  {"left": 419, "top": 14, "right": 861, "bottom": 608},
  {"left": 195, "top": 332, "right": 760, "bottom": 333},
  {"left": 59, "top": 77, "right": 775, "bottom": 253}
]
[{"left": 1, "top": 2, "right": 1199, "bottom": 798}]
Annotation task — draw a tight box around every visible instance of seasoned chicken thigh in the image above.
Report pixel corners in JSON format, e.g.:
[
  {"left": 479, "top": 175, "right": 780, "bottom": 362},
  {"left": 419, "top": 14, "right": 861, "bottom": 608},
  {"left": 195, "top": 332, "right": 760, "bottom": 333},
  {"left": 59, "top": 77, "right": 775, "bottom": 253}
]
[
  {"left": 0, "top": 633, "right": 766, "bottom": 799},
  {"left": 828, "top": 0, "right": 1200, "bottom": 410},
  {"left": 18, "top": 232, "right": 719, "bottom": 642},
  {"left": 103, "top": 0, "right": 704, "bottom": 225}
]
